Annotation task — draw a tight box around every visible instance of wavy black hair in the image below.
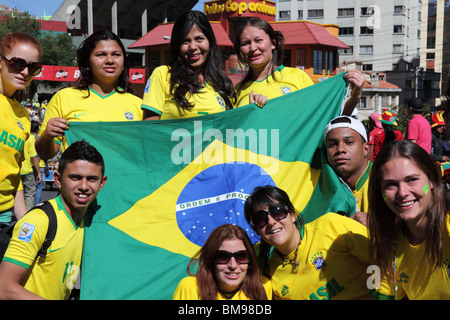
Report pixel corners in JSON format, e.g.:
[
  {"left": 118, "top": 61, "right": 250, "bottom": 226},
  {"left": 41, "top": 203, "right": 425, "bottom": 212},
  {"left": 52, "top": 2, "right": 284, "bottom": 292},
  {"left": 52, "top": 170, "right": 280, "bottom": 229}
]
[{"left": 168, "top": 10, "right": 235, "bottom": 111}]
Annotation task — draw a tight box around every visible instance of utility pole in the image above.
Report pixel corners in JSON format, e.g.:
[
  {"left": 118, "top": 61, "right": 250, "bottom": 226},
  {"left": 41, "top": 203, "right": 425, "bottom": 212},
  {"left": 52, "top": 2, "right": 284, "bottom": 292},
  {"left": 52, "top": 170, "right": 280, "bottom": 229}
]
[{"left": 411, "top": 67, "right": 424, "bottom": 98}]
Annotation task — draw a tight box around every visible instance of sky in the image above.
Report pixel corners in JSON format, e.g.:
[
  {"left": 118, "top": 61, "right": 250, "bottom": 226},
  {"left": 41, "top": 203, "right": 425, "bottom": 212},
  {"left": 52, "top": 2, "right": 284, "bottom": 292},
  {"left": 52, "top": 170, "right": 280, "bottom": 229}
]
[
  {"left": 0, "top": 0, "right": 64, "bottom": 17},
  {"left": 0, "top": 0, "right": 209, "bottom": 18}
]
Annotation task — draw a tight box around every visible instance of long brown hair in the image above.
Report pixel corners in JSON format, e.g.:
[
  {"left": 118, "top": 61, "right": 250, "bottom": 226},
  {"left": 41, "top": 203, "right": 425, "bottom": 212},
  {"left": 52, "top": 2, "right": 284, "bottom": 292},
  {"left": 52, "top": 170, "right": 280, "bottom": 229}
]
[
  {"left": 234, "top": 18, "right": 285, "bottom": 95},
  {"left": 368, "top": 140, "right": 449, "bottom": 277},
  {"left": 187, "top": 224, "right": 267, "bottom": 300}
]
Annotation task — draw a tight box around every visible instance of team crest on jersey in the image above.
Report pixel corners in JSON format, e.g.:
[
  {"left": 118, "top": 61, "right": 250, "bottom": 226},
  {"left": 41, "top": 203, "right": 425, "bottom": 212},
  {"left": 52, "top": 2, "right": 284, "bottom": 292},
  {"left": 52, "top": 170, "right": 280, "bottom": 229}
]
[
  {"left": 15, "top": 119, "right": 24, "bottom": 130},
  {"left": 444, "top": 258, "right": 450, "bottom": 279},
  {"left": 18, "top": 223, "right": 36, "bottom": 242},
  {"left": 310, "top": 252, "right": 326, "bottom": 271},
  {"left": 124, "top": 110, "right": 134, "bottom": 120},
  {"left": 216, "top": 95, "right": 225, "bottom": 109},
  {"left": 280, "top": 85, "right": 293, "bottom": 95}
]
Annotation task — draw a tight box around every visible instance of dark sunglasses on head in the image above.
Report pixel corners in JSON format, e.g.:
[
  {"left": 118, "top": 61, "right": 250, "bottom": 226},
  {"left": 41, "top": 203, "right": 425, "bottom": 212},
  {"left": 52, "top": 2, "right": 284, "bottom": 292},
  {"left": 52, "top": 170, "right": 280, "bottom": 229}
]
[
  {"left": 250, "top": 205, "right": 289, "bottom": 229},
  {"left": 1, "top": 55, "right": 42, "bottom": 76},
  {"left": 214, "top": 250, "right": 249, "bottom": 264}
]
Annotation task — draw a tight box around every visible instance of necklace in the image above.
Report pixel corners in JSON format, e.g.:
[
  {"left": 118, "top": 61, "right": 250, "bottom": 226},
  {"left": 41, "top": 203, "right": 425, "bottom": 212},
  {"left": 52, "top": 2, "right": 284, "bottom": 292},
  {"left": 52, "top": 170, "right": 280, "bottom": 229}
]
[
  {"left": 218, "top": 288, "right": 239, "bottom": 300},
  {"left": 279, "top": 242, "right": 301, "bottom": 274}
]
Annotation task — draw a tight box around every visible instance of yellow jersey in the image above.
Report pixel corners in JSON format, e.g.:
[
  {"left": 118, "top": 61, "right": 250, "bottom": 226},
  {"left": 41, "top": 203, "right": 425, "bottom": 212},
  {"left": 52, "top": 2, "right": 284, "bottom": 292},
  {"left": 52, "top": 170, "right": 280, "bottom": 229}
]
[
  {"left": 352, "top": 161, "right": 372, "bottom": 213},
  {"left": 39, "top": 87, "right": 143, "bottom": 153},
  {"left": 235, "top": 66, "right": 314, "bottom": 108},
  {"left": 141, "top": 66, "right": 227, "bottom": 119},
  {"left": 172, "top": 275, "right": 273, "bottom": 300},
  {"left": 264, "top": 212, "right": 371, "bottom": 300},
  {"left": 3, "top": 195, "right": 84, "bottom": 300},
  {"left": 20, "top": 135, "right": 37, "bottom": 175},
  {"left": 0, "top": 94, "right": 30, "bottom": 215},
  {"left": 371, "top": 214, "right": 450, "bottom": 300}
]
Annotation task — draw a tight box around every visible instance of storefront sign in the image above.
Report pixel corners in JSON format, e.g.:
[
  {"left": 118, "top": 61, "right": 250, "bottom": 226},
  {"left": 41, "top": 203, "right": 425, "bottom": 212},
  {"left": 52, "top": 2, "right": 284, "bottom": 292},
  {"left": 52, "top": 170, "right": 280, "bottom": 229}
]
[{"left": 34, "top": 65, "right": 145, "bottom": 84}]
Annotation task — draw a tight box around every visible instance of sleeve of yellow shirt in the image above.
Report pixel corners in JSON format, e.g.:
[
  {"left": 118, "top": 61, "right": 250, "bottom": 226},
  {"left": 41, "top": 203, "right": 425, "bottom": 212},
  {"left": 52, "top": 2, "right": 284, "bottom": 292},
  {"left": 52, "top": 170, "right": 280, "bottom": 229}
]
[
  {"left": 141, "top": 66, "right": 169, "bottom": 116},
  {"left": 3, "top": 208, "right": 49, "bottom": 269}
]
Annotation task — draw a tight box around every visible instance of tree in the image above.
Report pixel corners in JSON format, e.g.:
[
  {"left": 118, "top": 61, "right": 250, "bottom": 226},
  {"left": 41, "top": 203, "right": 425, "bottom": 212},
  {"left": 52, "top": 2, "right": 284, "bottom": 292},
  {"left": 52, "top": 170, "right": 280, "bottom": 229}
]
[
  {"left": 0, "top": 11, "right": 77, "bottom": 96},
  {"left": 0, "top": 12, "right": 41, "bottom": 39}
]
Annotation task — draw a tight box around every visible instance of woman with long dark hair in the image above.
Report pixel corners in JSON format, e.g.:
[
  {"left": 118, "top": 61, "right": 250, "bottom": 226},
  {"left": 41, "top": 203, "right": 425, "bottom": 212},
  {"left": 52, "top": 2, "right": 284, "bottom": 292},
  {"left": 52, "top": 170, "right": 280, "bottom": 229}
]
[
  {"left": 234, "top": 17, "right": 363, "bottom": 114},
  {"left": 36, "top": 30, "right": 143, "bottom": 160},
  {"left": 244, "top": 185, "right": 371, "bottom": 300},
  {"left": 0, "top": 32, "right": 42, "bottom": 222},
  {"left": 142, "top": 10, "right": 235, "bottom": 120},
  {"left": 368, "top": 140, "right": 450, "bottom": 299},
  {"left": 172, "top": 224, "right": 270, "bottom": 300}
]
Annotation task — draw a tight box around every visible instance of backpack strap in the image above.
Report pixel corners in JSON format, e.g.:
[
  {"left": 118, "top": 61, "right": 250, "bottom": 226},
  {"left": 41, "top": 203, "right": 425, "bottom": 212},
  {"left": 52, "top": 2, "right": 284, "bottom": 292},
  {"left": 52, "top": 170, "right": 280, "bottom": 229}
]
[{"left": 36, "top": 201, "right": 58, "bottom": 258}]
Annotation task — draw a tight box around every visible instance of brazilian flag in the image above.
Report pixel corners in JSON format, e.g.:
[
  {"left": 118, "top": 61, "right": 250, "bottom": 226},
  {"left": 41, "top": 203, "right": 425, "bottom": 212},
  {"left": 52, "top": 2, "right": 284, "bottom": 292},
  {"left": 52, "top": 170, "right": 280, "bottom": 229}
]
[{"left": 66, "top": 72, "right": 357, "bottom": 300}]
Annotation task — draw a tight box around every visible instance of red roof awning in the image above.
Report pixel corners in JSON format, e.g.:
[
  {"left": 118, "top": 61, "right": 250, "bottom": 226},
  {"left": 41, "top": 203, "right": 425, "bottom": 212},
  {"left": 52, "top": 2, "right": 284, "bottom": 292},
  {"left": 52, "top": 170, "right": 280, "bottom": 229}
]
[
  {"left": 129, "top": 21, "right": 233, "bottom": 49},
  {"left": 270, "top": 21, "right": 350, "bottom": 49}
]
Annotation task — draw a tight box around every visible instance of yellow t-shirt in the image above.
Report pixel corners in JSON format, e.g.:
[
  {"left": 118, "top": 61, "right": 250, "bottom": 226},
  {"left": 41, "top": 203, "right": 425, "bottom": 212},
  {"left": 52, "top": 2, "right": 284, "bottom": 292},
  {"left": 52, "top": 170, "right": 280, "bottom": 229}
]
[
  {"left": 3, "top": 196, "right": 84, "bottom": 300},
  {"left": 265, "top": 212, "right": 370, "bottom": 300},
  {"left": 0, "top": 94, "right": 30, "bottom": 214},
  {"left": 172, "top": 275, "right": 273, "bottom": 300},
  {"left": 39, "top": 87, "right": 143, "bottom": 153},
  {"left": 20, "top": 135, "right": 37, "bottom": 175},
  {"left": 371, "top": 214, "right": 450, "bottom": 300},
  {"left": 141, "top": 66, "right": 227, "bottom": 119},
  {"left": 235, "top": 65, "right": 314, "bottom": 108}
]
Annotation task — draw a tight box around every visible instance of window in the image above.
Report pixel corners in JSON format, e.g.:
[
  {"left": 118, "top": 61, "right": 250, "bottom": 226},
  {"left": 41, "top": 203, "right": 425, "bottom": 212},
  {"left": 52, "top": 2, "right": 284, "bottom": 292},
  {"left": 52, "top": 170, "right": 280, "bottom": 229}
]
[
  {"left": 279, "top": 11, "right": 291, "bottom": 20},
  {"left": 394, "top": 5, "right": 405, "bottom": 15},
  {"left": 308, "top": 9, "right": 324, "bottom": 18},
  {"left": 296, "top": 49, "right": 305, "bottom": 68},
  {"left": 338, "top": 46, "right": 353, "bottom": 54},
  {"left": 313, "top": 50, "right": 323, "bottom": 74},
  {"left": 393, "top": 44, "right": 403, "bottom": 54},
  {"left": 339, "top": 27, "right": 354, "bottom": 35},
  {"left": 360, "top": 27, "right": 374, "bottom": 35},
  {"left": 338, "top": 8, "right": 354, "bottom": 17},
  {"left": 298, "top": 10, "right": 303, "bottom": 20},
  {"left": 360, "top": 45, "right": 373, "bottom": 54},
  {"left": 393, "top": 25, "right": 405, "bottom": 34},
  {"left": 427, "top": 37, "right": 436, "bottom": 49},
  {"left": 362, "top": 64, "right": 373, "bottom": 71},
  {"left": 327, "top": 52, "right": 334, "bottom": 75},
  {"left": 360, "top": 7, "right": 374, "bottom": 16}
]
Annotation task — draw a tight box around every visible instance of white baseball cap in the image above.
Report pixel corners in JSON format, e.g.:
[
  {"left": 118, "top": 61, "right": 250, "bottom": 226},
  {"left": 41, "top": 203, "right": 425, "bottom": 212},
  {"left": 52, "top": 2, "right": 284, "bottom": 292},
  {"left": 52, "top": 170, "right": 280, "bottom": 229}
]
[{"left": 324, "top": 115, "right": 368, "bottom": 143}]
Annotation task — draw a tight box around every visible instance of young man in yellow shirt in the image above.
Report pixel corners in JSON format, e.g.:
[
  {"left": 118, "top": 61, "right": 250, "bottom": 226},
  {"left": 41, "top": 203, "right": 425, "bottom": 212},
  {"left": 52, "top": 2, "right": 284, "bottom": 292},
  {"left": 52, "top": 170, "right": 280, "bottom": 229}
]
[
  {"left": 323, "top": 116, "right": 371, "bottom": 225},
  {"left": 0, "top": 140, "right": 107, "bottom": 300}
]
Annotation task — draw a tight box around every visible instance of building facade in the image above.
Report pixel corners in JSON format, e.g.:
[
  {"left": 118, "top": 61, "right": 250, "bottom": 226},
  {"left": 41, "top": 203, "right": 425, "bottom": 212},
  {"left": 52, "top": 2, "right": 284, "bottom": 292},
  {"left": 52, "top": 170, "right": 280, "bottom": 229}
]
[
  {"left": 276, "top": 0, "right": 422, "bottom": 73},
  {"left": 131, "top": 0, "right": 350, "bottom": 85}
]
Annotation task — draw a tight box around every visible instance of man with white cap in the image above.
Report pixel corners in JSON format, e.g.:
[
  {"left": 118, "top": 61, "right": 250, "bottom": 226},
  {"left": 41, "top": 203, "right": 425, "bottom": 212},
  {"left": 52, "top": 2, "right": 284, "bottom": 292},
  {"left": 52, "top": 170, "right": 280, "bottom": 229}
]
[{"left": 323, "top": 115, "right": 371, "bottom": 225}]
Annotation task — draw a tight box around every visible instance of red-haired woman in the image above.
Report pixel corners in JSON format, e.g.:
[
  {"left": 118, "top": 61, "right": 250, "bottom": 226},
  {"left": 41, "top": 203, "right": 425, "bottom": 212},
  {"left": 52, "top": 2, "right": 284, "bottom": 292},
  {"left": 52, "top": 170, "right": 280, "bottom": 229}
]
[
  {"left": 0, "top": 32, "right": 42, "bottom": 224},
  {"left": 172, "top": 224, "right": 271, "bottom": 300}
]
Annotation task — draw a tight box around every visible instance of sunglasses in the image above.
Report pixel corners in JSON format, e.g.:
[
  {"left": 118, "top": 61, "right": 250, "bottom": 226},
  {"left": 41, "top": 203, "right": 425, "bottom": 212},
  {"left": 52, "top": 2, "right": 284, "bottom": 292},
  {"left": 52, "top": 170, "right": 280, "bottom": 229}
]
[
  {"left": 214, "top": 250, "right": 249, "bottom": 264},
  {"left": 250, "top": 205, "right": 289, "bottom": 229},
  {"left": 1, "top": 55, "right": 42, "bottom": 76}
]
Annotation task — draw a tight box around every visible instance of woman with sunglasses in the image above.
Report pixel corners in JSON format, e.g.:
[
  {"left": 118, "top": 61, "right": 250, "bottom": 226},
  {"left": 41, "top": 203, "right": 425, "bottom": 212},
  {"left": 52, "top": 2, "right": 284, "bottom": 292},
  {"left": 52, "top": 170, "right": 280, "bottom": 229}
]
[
  {"left": 142, "top": 11, "right": 235, "bottom": 120},
  {"left": 0, "top": 32, "right": 42, "bottom": 224},
  {"left": 172, "top": 224, "right": 271, "bottom": 300},
  {"left": 244, "top": 185, "right": 371, "bottom": 300},
  {"left": 36, "top": 30, "right": 143, "bottom": 160},
  {"left": 368, "top": 140, "right": 450, "bottom": 300},
  {"left": 234, "top": 18, "right": 363, "bottom": 114}
]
